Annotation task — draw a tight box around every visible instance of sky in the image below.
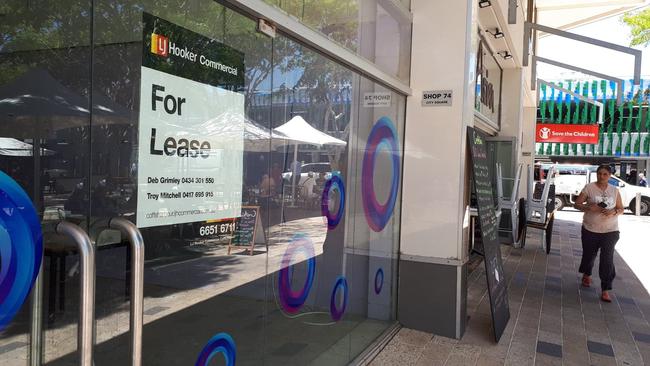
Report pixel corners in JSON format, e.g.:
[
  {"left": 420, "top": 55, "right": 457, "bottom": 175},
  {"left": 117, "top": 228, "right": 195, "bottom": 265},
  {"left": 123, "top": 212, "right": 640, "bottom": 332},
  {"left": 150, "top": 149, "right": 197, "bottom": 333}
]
[{"left": 537, "top": 7, "right": 650, "bottom": 81}]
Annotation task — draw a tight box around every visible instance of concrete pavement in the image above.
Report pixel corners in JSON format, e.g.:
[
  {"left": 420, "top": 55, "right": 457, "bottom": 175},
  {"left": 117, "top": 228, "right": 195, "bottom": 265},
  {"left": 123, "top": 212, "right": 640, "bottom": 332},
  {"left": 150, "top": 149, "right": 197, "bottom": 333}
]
[{"left": 372, "top": 210, "right": 650, "bottom": 365}]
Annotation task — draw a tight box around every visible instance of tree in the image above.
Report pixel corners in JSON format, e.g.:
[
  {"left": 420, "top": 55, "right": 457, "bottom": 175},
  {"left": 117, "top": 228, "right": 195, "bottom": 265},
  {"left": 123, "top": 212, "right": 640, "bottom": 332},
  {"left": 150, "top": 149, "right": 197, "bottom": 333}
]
[{"left": 622, "top": 8, "right": 650, "bottom": 46}]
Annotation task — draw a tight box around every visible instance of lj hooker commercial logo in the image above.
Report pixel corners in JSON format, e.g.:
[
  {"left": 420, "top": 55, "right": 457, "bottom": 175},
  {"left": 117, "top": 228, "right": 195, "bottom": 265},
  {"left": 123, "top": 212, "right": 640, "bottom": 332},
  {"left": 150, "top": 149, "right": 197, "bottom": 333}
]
[{"left": 151, "top": 33, "right": 169, "bottom": 57}]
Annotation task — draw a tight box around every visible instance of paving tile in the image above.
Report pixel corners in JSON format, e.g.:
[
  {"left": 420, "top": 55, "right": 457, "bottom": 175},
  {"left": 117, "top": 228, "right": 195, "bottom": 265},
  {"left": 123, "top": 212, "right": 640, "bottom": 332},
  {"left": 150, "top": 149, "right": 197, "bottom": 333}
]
[
  {"left": 587, "top": 340, "right": 615, "bottom": 357},
  {"left": 143, "top": 305, "right": 169, "bottom": 316},
  {"left": 617, "top": 296, "right": 636, "bottom": 305},
  {"left": 371, "top": 339, "right": 423, "bottom": 366},
  {"left": 633, "top": 331, "right": 650, "bottom": 344},
  {"left": 0, "top": 342, "right": 27, "bottom": 354},
  {"left": 444, "top": 353, "right": 478, "bottom": 366},
  {"left": 534, "top": 353, "right": 562, "bottom": 366},
  {"left": 394, "top": 328, "right": 433, "bottom": 347},
  {"left": 611, "top": 340, "right": 644, "bottom": 366},
  {"left": 417, "top": 340, "right": 453, "bottom": 363},
  {"left": 561, "top": 341, "right": 590, "bottom": 365},
  {"left": 474, "top": 355, "right": 505, "bottom": 366},
  {"left": 536, "top": 340, "right": 562, "bottom": 358},
  {"left": 505, "top": 341, "right": 536, "bottom": 366}
]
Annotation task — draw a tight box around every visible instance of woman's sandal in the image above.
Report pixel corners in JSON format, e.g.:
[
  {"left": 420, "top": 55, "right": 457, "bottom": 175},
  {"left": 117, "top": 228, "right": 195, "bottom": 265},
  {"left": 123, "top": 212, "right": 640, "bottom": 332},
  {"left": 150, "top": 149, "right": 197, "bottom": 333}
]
[
  {"left": 581, "top": 275, "right": 592, "bottom": 287},
  {"left": 601, "top": 291, "right": 612, "bottom": 302}
]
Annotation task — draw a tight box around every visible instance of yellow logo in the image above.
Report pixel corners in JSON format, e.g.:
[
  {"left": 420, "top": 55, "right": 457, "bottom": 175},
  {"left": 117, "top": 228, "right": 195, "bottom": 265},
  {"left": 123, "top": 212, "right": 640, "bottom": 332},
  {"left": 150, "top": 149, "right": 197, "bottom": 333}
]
[{"left": 151, "top": 33, "right": 168, "bottom": 57}]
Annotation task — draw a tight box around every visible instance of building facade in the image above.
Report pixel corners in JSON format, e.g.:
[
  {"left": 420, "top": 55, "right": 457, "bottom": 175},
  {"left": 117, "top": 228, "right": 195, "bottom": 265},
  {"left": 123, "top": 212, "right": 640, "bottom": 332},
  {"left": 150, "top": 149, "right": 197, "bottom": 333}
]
[{"left": 1, "top": 0, "right": 635, "bottom": 364}]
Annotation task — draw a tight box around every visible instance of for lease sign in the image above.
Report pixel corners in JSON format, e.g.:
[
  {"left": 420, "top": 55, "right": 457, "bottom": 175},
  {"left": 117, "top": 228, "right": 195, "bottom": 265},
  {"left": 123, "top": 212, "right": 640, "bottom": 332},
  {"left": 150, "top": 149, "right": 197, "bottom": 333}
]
[
  {"left": 137, "top": 13, "right": 245, "bottom": 228},
  {"left": 535, "top": 123, "right": 599, "bottom": 144}
]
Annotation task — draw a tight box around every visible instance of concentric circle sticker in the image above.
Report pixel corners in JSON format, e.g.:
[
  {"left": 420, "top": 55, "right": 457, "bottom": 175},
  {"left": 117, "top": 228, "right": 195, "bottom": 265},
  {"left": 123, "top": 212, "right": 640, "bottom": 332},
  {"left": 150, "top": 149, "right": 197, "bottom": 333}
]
[
  {"left": 321, "top": 173, "right": 345, "bottom": 230},
  {"left": 374, "top": 268, "right": 384, "bottom": 295},
  {"left": 361, "top": 117, "right": 400, "bottom": 232},
  {"left": 195, "top": 332, "right": 236, "bottom": 366},
  {"left": 0, "top": 171, "right": 43, "bottom": 330},
  {"left": 278, "top": 234, "right": 316, "bottom": 314},
  {"left": 329, "top": 276, "right": 349, "bottom": 321}
]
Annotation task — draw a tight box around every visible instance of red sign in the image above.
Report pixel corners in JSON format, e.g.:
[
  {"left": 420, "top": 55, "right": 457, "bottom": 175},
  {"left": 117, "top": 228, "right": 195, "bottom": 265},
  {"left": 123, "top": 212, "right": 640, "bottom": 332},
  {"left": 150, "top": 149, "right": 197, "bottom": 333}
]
[{"left": 535, "top": 123, "right": 599, "bottom": 144}]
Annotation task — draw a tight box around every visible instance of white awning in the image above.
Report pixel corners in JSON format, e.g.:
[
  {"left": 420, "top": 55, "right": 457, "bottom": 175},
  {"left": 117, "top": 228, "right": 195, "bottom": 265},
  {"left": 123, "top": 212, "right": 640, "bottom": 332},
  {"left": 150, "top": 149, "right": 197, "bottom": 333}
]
[
  {"left": 0, "top": 137, "right": 55, "bottom": 156},
  {"left": 537, "top": 0, "right": 649, "bottom": 32},
  {"left": 273, "top": 116, "right": 346, "bottom": 146}
]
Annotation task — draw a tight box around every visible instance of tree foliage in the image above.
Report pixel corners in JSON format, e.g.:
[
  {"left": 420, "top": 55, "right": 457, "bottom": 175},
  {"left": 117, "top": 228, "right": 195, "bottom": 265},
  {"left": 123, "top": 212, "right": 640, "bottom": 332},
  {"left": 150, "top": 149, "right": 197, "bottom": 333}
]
[{"left": 622, "top": 8, "right": 650, "bottom": 47}]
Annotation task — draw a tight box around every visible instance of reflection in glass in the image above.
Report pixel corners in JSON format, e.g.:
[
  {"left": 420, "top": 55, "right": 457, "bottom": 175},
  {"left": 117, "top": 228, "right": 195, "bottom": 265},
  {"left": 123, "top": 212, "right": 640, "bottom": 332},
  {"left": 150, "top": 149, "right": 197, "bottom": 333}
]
[{"left": 0, "top": 1, "right": 405, "bottom": 364}]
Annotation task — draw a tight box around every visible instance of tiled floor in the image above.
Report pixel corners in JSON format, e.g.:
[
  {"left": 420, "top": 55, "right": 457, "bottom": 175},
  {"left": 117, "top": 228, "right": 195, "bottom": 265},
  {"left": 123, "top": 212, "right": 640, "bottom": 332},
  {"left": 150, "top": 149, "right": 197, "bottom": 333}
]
[{"left": 372, "top": 210, "right": 650, "bottom": 365}]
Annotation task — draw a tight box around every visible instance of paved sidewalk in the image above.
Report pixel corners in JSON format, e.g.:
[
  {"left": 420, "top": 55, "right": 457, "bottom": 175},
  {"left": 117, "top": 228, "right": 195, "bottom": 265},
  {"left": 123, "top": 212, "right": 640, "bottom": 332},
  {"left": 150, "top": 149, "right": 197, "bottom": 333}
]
[{"left": 371, "top": 211, "right": 650, "bottom": 365}]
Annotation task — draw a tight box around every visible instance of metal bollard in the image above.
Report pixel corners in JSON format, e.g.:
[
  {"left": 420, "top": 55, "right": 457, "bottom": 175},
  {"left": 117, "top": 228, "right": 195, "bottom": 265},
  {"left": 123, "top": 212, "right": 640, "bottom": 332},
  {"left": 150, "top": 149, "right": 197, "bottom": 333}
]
[{"left": 636, "top": 192, "right": 642, "bottom": 216}]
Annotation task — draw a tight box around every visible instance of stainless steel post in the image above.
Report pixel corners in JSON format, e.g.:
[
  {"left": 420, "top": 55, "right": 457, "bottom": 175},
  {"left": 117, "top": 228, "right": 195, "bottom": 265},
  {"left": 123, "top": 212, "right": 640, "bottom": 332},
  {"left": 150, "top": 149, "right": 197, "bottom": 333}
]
[
  {"left": 29, "top": 262, "right": 44, "bottom": 366},
  {"left": 55, "top": 221, "right": 95, "bottom": 366},
  {"left": 108, "top": 218, "right": 144, "bottom": 366},
  {"left": 636, "top": 192, "right": 641, "bottom": 216}
]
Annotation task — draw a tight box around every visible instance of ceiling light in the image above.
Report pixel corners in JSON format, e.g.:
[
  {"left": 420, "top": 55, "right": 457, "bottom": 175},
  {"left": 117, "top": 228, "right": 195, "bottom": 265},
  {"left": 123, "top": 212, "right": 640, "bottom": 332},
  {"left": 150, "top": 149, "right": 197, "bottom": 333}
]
[
  {"left": 486, "top": 28, "right": 504, "bottom": 39},
  {"left": 479, "top": 0, "right": 491, "bottom": 8},
  {"left": 499, "top": 51, "right": 513, "bottom": 60}
]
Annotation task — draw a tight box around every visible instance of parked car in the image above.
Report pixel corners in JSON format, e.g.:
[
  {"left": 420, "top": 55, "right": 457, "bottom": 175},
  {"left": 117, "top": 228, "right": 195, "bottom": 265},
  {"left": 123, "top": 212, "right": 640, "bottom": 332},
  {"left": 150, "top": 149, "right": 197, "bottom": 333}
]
[
  {"left": 538, "top": 163, "right": 650, "bottom": 215},
  {"left": 282, "top": 162, "right": 332, "bottom": 186}
]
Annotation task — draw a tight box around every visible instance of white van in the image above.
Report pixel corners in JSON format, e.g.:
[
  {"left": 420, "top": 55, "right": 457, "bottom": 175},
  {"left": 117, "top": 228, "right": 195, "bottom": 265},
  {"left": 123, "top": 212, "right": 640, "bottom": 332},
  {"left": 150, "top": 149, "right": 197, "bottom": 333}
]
[{"left": 538, "top": 163, "right": 650, "bottom": 215}]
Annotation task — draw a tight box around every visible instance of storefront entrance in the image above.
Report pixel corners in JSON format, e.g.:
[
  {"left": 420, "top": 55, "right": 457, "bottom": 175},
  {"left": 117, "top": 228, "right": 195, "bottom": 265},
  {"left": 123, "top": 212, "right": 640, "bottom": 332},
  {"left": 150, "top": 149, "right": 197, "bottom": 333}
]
[{"left": 0, "top": 1, "right": 405, "bottom": 364}]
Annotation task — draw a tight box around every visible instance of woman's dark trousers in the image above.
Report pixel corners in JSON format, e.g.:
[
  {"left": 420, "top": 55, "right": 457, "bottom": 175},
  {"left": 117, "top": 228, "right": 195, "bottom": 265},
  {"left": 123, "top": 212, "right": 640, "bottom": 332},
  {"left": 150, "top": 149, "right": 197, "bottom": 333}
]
[{"left": 579, "top": 227, "right": 620, "bottom": 291}]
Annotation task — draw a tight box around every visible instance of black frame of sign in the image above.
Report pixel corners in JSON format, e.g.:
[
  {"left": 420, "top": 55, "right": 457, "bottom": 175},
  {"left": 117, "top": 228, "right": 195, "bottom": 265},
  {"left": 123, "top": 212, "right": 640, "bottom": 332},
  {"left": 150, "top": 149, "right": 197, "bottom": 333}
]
[
  {"left": 467, "top": 127, "right": 510, "bottom": 342},
  {"left": 228, "top": 206, "right": 260, "bottom": 256},
  {"left": 474, "top": 31, "right": 503, "bottom": 130}
]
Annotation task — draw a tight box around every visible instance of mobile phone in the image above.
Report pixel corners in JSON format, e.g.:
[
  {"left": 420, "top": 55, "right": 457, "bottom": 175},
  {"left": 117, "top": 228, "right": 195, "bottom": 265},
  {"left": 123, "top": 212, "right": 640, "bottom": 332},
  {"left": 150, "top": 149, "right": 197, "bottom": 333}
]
[{"left": 597, "top": 201, "right": 608, "bottom": 208}]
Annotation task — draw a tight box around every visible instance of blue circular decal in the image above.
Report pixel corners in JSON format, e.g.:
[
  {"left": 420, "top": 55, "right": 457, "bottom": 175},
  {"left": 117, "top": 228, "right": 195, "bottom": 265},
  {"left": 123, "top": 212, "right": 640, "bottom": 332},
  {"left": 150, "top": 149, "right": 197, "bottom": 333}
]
[
  {"left": 0, "top": 171, "right": 43, "bottom": 330},
  {"left": 329, "top": 276, "right": 349, "bottom": 321},
  {"left": 195, "top": 332, "right": 236, "bottom": 366},
  {"left": 321, "top": 173, "right": 345, "bottom": 230},
  {"left": 361, "top": 117, "right": 400, "bottom": 232},
  {"left": 278, "top": 234, "right": 316, "bottom": 314},
  {"left": 374, "top": 268, "right": 384, "bottom": 295}
]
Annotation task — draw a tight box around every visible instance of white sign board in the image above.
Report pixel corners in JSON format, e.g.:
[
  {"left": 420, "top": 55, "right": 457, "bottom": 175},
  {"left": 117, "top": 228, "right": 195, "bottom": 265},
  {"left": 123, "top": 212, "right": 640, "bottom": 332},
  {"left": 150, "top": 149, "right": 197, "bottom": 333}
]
[
  {"left": 137, "top": 68, "right": 244, "bottom": 228},
  {"left": 363, "top": 92, "right": 392, "bottom": 107},
  {"left": 422, "top": 90, "right": 453, "bottom": 107}
]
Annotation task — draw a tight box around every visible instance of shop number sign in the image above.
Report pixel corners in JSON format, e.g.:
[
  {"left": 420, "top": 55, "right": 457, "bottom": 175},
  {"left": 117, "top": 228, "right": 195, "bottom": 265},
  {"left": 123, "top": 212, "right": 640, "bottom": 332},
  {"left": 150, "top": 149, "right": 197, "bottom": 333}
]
[{"left": 422, "top": 90, "right": 453, "bottom": 106}]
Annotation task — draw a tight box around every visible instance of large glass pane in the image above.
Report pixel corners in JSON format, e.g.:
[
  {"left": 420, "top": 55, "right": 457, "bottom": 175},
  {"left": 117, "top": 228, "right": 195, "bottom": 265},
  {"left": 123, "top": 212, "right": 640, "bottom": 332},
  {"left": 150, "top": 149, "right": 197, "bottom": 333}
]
[
  {"left": 347, "top": 76, "right": 403, "bottom": 358},
  {"left": 264, "top": 0, "right": 411, "bottom": 83},
  {"left": 0, "top": 0, "right": 92, "bottom": 364},
  {"left": 72, "top": 2, "right": 273, "bottom": 365},
  {"left": 1, "top": 1, "right": 404, "bottom": 364},
  {"left": 263, "top": 33, "right": 403, "bottom": 365}
]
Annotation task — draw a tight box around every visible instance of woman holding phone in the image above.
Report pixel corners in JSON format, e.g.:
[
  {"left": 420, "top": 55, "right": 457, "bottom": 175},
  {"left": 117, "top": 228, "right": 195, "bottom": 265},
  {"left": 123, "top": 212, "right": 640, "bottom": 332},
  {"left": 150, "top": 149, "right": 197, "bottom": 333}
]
[{"left": 574, "top": 164, "right": 624, "bottom": 302}]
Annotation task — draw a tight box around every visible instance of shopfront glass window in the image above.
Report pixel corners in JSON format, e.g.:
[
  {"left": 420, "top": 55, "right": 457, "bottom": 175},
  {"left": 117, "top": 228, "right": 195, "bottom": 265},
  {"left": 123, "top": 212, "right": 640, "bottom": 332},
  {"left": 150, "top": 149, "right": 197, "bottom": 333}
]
[
  {"left": 1, "top": 1, "right": 92, "bottom": 364},
  {"left": 0, "top": 0, "right": 404, "bottom": 364},
  {"left": 263, "top": 36, "right": 403, "bottom": 364},
  {"left": 264, "top": 0, "right": 412, "bottom": 83}
]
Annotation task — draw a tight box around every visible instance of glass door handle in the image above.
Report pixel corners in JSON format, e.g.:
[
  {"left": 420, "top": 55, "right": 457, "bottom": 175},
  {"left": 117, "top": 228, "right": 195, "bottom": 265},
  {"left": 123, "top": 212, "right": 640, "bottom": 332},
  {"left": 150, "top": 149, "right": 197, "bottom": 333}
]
[
  {"left": 89, "top": 218, "right": 145, "bottom": 366},
  {"left": 55, "top": 221, "right": 96, "bottom": 366}
]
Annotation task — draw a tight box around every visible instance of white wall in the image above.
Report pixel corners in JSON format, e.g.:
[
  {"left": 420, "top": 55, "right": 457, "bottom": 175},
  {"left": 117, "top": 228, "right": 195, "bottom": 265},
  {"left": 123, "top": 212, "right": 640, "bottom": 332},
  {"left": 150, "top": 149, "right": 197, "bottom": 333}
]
[
  {"left": 401, "top": 0, "right": 476, "bottom": 261},
  {"left": 522, "top": 106, "right": 537, "bottom": 168},
  {"left": 500, "top": 68, "right": 524, "bottom": 140}
]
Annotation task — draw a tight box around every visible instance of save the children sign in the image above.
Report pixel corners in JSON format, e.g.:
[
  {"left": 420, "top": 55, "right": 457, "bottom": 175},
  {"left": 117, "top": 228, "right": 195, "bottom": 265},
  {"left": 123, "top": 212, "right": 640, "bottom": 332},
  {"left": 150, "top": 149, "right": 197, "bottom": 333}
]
[{"left": 535, "top": 123, "right": 599, "bottom": 144}]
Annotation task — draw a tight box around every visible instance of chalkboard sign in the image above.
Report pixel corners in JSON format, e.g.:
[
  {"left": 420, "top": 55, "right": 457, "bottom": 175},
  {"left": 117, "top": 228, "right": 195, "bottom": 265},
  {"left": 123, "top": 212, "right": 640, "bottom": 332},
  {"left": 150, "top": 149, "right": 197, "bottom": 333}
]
[
  {"left": 467, "top": 127, "right": 510, "bottom": 342},
  {"left": 228, "top": 206, "right": 265, "bottom": 255}
]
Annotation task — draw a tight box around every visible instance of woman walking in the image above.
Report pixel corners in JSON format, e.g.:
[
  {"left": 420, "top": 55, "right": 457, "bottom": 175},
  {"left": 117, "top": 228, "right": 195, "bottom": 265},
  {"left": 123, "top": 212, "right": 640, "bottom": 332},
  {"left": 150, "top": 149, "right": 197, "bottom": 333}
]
[{"left": 574, "top": 164, "right": 624, "bottom": 302}]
